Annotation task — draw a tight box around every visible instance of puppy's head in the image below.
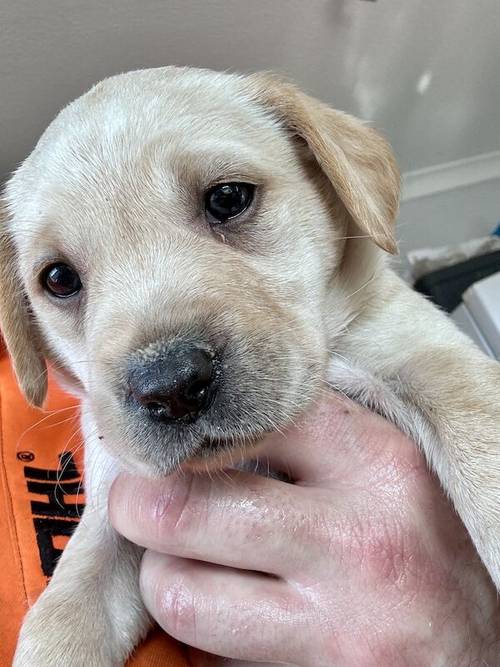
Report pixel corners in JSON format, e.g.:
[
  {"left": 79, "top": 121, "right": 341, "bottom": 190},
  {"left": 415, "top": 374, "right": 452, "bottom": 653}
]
[{"left": 0, "top": 67, "right": 399, "bottom": 475}]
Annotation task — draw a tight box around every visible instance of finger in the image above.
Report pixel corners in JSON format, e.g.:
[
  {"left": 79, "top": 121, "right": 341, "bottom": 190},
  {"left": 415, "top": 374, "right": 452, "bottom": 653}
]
[
  {"left": 140, "top": 550, "right": 303, "bottom": 664},
  {"left": 109, "top": 471, "right": 331, "bottom": 577},
  {"left": 257, "top": 392, "right": 425, "bottom": 486}
]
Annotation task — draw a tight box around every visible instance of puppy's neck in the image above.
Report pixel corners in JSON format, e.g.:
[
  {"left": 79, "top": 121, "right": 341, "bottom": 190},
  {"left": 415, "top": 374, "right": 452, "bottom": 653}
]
[{"left": 325, "top": 228, "right": 387, "bottom": 345}]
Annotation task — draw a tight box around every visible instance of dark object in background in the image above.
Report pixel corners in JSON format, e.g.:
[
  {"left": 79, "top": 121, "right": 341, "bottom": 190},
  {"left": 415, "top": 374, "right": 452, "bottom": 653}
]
[{"left": 414, "top": 251, "right": 500, "bottom": 313}]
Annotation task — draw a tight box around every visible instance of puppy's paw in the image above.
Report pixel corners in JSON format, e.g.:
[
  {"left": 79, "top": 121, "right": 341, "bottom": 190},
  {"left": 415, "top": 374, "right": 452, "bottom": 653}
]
[{"left": 14, "top": 596, "right": 124, "bottom": 667}]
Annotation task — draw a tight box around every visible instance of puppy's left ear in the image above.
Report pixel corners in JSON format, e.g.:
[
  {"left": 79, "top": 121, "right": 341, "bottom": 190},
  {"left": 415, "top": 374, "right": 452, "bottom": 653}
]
[
  {"left": 0, "top": 202, "right": 48, "bottom": 406},
  {"left": 246, "top": 73, "right": 400, "bottom": 254}
]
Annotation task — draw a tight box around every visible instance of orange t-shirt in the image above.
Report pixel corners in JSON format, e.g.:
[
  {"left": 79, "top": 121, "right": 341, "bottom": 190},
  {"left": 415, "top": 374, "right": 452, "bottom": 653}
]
[{"left": 0, "top": 346, "right": 189, "bottom": 666}]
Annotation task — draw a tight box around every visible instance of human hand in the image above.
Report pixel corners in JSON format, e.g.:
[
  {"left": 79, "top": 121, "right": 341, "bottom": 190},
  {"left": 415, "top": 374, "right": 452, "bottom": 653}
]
[{"left": 109, "top": 394, "right": 500, "bottom": 666}]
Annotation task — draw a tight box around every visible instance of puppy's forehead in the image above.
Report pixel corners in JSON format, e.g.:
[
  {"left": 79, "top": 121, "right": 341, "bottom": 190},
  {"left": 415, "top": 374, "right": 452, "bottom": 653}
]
[{"left": 7, "top": 67, "right": 287, "bottom": 229}]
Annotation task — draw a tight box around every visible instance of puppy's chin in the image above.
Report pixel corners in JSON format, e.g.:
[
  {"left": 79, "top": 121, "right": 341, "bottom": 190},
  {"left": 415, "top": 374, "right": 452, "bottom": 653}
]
[
  {"left": 100, "top": 430, "right": 267, "bottom": 479},
  {"left": 180, "top": 435, "right": 266, "bottom": 474},
  {"left": 157, "top": 437, "right": 268, "bottom": 477}
]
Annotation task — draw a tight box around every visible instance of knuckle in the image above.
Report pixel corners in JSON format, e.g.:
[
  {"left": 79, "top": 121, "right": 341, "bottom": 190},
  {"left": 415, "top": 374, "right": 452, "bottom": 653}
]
[
  {"left": 365, "top": 526, "right": 417, "bottom": 586},
  {"left": 341, "top": 511, "right": 417, "bottom": 585},
  {"left": 317, "top": 499, "right": 419, "bottom": 587},
  {"left": 152, "top": 474, "right": 207, "bottom": 542}
]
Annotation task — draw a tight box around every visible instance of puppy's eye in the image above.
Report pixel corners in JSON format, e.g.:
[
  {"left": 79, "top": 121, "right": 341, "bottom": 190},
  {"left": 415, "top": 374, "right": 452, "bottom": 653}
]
[
  {"left": 204, "top": 182, "right": 254, "bottom": 223},
  {"left": 41, "top": 263, "right": 82, "bottom": 298}
]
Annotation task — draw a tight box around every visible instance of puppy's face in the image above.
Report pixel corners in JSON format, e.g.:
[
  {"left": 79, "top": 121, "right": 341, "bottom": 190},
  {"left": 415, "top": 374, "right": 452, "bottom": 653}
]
[{"left": 1, "top": 68, "right": 399, "bottom": 475}]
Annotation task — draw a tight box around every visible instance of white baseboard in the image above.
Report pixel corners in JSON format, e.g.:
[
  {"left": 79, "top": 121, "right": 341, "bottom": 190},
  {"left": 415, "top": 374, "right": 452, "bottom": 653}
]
[{"left": 402, "top": 151, "right": 500, "bottom": 202}]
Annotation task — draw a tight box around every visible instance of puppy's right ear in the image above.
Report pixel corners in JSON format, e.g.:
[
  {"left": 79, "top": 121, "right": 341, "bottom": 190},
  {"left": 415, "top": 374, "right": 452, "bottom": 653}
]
[{"left": 0, "top": 203, "right": 47, "bottom": 406}]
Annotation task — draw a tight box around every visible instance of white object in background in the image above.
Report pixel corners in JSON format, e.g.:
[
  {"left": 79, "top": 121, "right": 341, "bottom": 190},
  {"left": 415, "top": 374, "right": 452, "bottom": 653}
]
[
  {"left": 454, "top": 272, "right": 500, "bottom": 360},
  {"left": 407, "top": 235, "right": 500, "bottom": 281}
]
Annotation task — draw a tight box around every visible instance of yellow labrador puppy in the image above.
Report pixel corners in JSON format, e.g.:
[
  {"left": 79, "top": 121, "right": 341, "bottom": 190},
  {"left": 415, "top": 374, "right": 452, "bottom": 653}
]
[{"left": 1, "top": 67, "right": 499, "bottom": 666}]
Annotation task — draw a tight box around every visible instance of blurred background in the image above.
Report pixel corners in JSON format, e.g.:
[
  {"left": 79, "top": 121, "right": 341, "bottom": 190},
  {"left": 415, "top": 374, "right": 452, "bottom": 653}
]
[{"left": 1, "top": 0, "right": 499, "bottom": 350}]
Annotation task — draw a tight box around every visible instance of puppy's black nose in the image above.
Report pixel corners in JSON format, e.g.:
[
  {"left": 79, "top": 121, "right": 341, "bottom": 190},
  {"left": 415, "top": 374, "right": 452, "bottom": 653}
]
[{"left": 128, "top": 343, "right": 217, "bottom": 423}]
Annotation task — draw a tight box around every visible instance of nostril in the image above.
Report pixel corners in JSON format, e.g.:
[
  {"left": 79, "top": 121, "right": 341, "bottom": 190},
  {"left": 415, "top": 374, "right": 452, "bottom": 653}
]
[
  {"left": 127, "top": 342, "right": 218, "bottom": 424},
  {"left": 185, "top": 379, "right": 211, "bottom": 400},
  {"left": 146, "top": 401, "right": 164, "bottom": 410},
  {"left": 144, "top": 400, "right": 168, "bottom": 414}
]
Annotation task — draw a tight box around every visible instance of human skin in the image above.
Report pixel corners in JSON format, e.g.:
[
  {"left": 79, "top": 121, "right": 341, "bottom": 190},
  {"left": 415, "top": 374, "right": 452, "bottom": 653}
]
[{"left": 109, "top": 394, "right": 500, "bottom": 666}]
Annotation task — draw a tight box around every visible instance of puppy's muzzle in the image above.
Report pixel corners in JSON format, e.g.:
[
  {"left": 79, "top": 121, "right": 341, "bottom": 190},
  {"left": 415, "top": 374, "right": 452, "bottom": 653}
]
[{"left": 127, "top": 341, "right": 218, "bottom": 424}]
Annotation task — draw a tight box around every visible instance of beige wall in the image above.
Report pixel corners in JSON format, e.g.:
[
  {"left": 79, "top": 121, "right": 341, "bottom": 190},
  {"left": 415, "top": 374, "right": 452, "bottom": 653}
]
[{"left": 1, "top": 0, "right": 499, "bottom": 181}]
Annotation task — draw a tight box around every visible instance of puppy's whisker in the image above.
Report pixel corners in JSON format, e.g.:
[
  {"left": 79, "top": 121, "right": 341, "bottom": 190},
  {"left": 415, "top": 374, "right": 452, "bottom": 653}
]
[
  {"left": 344, "top": 271, "right": 378, "bottom": 300},
  {"left": 334, "top": 234, "right": 372, "bottom": 241},
  {"left": 54, "top": 433, "right": 85, "bottom": 512},
  {"left": 15, "top": 405, "right": 80, "bottom": 451}
]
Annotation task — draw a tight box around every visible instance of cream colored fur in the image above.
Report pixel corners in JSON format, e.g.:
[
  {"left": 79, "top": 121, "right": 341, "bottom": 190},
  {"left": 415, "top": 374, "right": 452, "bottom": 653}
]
[{"left": 0, "top": 67, "right": 498, "bottom": 666}]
